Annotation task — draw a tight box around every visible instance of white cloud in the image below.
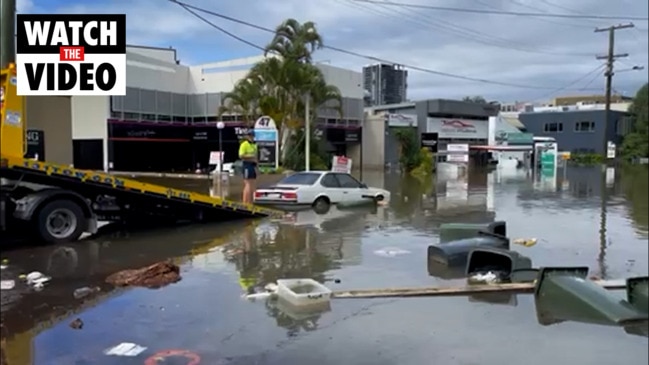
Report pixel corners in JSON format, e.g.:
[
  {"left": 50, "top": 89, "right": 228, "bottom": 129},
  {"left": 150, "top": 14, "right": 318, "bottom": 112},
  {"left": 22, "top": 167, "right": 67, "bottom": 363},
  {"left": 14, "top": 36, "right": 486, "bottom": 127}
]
[{"left": 27, "top": 0, "right": 649, "bottom": 101}]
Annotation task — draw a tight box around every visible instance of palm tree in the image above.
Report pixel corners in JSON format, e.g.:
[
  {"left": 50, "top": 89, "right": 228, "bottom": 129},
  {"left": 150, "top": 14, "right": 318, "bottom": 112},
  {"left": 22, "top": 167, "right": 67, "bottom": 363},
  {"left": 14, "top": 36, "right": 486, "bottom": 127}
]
[
  {"left": 221, "top": 18, "right": 343, "bottom": 168},
  {"left": 218, "top": 79, "right": 261, "bottom": 124},
  {"left": 264, "top": 18, "right": 324, "bottom": 63}
]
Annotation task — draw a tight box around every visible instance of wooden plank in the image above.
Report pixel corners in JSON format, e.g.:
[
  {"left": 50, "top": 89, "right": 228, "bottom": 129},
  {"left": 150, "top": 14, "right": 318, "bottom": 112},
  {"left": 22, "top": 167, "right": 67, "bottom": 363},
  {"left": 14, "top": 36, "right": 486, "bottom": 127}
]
[{"left": 331, "top": 279, "right": 627, "bottom": 299}]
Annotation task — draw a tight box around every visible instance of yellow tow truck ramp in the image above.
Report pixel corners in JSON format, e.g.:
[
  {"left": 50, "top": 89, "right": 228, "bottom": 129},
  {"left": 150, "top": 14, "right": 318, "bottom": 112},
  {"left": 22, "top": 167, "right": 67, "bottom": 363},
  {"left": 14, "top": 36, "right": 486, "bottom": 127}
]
[{"left": 1, "top": 64, "right": 282, "bottom": 244}]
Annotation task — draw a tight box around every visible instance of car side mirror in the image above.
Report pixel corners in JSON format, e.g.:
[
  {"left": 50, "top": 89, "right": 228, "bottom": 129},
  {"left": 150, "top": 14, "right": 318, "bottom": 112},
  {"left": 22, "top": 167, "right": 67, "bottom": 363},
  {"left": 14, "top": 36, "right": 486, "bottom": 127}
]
[{"left": 360, "top": 183, "right": 368, "bottom": 188}]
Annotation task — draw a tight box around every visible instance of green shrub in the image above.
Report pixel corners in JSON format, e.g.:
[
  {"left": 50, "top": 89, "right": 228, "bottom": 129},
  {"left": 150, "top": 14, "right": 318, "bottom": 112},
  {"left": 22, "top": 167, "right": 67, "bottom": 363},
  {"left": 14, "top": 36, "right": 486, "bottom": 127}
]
[
  {"left": 569, "top": 153, "right": 604, "bottom": 165},
  {"left": 412, "top": 148, "right": 435, "bottom": 178}
]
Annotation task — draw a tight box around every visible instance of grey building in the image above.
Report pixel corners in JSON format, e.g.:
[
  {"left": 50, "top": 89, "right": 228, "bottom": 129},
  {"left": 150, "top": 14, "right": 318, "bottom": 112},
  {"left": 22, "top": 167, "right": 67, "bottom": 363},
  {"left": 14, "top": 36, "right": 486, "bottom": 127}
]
[
  {"left": 362, "top": 99, "right": 499, "bottom": 168},
  {"left": 363, "top": 63, "right": 408, "bottom": 107},
  {"left": 519, "top": 109, "right": 633, "bottom": 154}
]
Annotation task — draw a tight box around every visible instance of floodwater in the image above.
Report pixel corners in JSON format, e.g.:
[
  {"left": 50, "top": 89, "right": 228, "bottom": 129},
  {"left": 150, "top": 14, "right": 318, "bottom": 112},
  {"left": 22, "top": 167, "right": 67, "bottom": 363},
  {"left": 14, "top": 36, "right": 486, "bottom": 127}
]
[{"left": 1, "top": 165, "right": 648, "bottom": 365}]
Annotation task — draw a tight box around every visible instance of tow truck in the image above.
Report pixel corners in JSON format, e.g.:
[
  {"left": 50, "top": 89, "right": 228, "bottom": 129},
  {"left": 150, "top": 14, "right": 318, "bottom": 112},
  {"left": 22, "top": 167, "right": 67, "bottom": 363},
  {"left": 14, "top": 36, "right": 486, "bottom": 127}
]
[{"left": 0, "top": 64, "right": 283, "bottom": 244}]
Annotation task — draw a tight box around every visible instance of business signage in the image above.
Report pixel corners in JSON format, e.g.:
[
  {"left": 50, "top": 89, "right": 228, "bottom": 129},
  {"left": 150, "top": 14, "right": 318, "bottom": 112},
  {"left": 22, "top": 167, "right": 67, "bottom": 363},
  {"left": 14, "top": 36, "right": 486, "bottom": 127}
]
[
  {"left": 420, "top": 132, "right": 438, "bottom": 153},
  {"left": 345, "top": 129, "right": 361, "bottom": 143},
  {"left": 447, "top": 144, "right": 470, "bottom": 153},
  {"left": 427, "top": 117, "right": 488, "bottom": 140},
  {"left": 387, "top": 113, "right": 417, "bottom": 127},
  {"left": 25, "top": 129, "right": 45, "bottom": 161},
  {"left": 253, "top": 129, "right": 278, "bottom": 169},
  {"left": 447, "top": 154, "right": 469, "bottom": 163},
  {"left": 506, "top": 132, "right": 534, "bottom": 145},
  {"left": 108, "top": 123, "right": 189, "bottom": 141},
  {"left": 258, "top": 142, "right": 277, "bottom": 165}
]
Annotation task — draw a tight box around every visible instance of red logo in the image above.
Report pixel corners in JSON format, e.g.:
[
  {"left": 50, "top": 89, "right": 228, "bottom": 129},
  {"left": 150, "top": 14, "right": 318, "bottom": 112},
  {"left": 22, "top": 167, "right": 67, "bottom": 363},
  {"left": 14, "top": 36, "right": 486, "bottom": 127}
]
[{"left": 441, "top": 119, "right": 474, "bottom": 128}]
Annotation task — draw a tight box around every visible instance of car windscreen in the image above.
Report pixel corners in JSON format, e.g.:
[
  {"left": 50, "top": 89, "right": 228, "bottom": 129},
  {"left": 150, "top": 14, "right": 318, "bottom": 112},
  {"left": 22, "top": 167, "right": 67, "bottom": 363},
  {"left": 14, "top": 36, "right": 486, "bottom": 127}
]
[{"left": 278, "top": 173, "right": 321, "bottom": 185}]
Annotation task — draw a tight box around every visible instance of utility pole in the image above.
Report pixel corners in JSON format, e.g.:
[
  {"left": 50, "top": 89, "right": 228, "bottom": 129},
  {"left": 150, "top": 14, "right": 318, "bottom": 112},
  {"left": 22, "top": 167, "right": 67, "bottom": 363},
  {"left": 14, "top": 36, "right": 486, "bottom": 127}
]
[
  {"left": 305, "top": 95, "right": 311, "bottom": 171},
  {"left": 0, "top": 0, "right": 17, "bottom": 68},
  {"left": 594, "top": 23, "right": 633, "bottom": 280},
  {"left": 594, "top": 23, "right": 634, "bottom": 158}
]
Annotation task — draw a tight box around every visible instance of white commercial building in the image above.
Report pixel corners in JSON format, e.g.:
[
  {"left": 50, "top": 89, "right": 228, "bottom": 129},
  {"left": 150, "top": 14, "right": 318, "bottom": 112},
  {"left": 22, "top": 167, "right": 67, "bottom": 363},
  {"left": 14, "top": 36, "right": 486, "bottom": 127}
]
[{"left": 28, "top": 45, "right": 364, "bottom": 172}]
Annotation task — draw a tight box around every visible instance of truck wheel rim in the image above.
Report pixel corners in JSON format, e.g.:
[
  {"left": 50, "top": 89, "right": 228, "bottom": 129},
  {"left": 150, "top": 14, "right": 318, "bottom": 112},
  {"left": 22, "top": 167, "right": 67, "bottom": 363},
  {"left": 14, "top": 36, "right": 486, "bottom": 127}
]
[{"left": 46, "top": 208, "right": 77, "bottom": 239}]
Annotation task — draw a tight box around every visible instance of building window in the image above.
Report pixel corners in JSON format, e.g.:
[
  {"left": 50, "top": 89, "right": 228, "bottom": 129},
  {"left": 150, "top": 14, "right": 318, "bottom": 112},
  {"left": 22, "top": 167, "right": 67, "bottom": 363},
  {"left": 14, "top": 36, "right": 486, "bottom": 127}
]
[
  {"left": 544, "top": 122, "right": 563, "bottom": 133},
  {"left": 141, "top": 114, "right": 156, "bottom": 122},
  {"left": 574, "top": 121, "right": 595, "bottom": 132}
]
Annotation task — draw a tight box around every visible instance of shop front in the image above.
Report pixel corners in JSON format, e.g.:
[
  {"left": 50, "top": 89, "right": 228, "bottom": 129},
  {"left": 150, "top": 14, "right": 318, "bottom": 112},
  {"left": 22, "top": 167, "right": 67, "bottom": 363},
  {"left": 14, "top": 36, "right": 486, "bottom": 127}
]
[
  {"left": 426, "top": 117, "right": 489, "bottom": 163},
  {"left": 190, "top": 126, "right": 242, "bottom": 172},
  {"left": 107, "top": 121, "right": 253, "bottom": 172},
  {"left": 107, "top": 121, "right": 193, "bottom": 172}
]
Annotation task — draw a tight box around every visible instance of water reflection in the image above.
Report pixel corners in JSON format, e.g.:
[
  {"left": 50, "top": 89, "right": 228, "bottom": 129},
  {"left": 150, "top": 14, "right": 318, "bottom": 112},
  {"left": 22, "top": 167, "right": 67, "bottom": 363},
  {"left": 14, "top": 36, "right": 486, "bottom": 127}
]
[
  {"left": 213, "top": 206, "right": 374, "bottom": 336},
  {"left": 1, "top": 165, "right": 647, "bottom": 364},
  {"left": 0, "top": 222, "right": 250, "bottom": 364}
]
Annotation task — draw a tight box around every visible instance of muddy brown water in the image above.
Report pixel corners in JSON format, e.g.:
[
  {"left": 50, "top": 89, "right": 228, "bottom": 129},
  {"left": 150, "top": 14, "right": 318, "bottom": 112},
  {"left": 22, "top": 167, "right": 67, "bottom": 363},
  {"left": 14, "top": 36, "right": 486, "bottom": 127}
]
[{"left": 1, "top": 166, "right": 647, "bottom": 364}]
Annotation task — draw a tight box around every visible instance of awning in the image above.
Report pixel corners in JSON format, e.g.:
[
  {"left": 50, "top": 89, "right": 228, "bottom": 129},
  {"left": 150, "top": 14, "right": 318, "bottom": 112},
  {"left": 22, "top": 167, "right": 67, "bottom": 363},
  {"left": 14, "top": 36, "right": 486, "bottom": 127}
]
[{"left": 470, "top": 145, "right": 533, "bottom": 151}]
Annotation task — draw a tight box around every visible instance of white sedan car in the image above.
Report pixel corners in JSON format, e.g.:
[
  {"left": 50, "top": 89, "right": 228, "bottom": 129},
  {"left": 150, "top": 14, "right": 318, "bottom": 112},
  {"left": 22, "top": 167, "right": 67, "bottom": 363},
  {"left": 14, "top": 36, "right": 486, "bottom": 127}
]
[{"left": 254, "top": 171, "right": 390, "bottom": 211}]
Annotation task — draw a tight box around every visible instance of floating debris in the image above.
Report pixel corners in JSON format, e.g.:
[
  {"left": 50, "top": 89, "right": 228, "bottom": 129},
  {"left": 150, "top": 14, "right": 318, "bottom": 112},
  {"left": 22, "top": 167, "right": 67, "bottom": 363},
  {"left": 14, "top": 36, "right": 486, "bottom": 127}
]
[
  {"left": 264, "top": 283, "right": 278, "bottom": 293},
  {"left": 468, "top": 271, "right": 502, "bottom": 284},
  {"left": 25, "top": 271, "right": 51, "bottom": 290},
  {"left": 69, "top": 318, "right": 84, "bottom": 330},
  {"left": 513, "top": 238, "right": 538, "bottom": 247},
  {"left": 73, "top": 286, "right": 101, "bottom": 299},
  {"left": 373, "top": 247, "right": 411, "bottom": 257},
  {"left": 106, "top": 261, "right": 181, "bottom": 289},
  {"left": 103, "top": 342, "right": 147, "bottom": 357},
  {"left": 243, "top": 292, "right": 273, "bottom": 302},
  {"left": 243, "top": 282, "right": 279, "bottom": 301},
  {"left": 0, "top": 280, "right": 15, "bottom": 291}
]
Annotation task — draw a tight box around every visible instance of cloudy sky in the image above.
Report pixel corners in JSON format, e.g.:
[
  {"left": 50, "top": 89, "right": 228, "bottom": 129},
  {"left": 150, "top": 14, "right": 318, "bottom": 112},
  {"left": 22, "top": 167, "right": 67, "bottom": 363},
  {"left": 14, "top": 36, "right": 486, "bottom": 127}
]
[{"left": 18, "top": 0, "right": 649, "bottom": 102}]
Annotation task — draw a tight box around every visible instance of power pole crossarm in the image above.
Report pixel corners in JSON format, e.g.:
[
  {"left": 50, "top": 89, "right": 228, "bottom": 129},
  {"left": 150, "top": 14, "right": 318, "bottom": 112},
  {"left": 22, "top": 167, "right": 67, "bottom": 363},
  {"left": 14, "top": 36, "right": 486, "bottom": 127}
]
[
  {"left": 594, "top": 24, "right": 635, "bottom": 33},
  {"left": 594, "top": 23, "right": 634, "bottom": 159}
]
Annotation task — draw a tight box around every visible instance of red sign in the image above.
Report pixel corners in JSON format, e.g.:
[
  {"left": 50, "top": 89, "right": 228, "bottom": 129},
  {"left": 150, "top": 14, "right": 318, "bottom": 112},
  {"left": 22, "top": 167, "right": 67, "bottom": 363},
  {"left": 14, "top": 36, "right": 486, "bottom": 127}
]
[{"left": 441, "top": 119, "right": 475, "bottom": 129}]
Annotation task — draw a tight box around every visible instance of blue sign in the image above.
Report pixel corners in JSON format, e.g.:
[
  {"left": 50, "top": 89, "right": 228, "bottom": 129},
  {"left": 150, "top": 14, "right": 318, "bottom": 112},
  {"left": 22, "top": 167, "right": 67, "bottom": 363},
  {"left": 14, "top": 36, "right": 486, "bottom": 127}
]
[{"left": 254, "top": 129, "right": 277, "bottom": 142}]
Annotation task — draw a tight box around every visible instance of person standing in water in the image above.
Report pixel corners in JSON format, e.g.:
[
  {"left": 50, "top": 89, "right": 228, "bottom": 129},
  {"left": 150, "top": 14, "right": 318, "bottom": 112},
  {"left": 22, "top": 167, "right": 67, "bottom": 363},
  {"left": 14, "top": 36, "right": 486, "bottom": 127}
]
[{"left": 239, "top": 131, "right": 258, "bottom": 204}]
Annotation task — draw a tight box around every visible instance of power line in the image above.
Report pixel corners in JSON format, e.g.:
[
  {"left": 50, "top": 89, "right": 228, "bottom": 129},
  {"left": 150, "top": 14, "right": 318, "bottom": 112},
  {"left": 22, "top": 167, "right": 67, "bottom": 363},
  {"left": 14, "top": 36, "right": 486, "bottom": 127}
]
[
  {"left": 528, "top": 64, "right": 606, "bottom": 102},
  {"left": 473, "top": 0, "right": 594, "bottom": 30},
  {"left": 175, "top": 2, "right": 265, "bottom": 52},
  {"left": 348, "top": 0, "right": 590, "bottom": 56},
  {"left": 168, "top": 0, "right": 601, "bottom": 91},
  {"left": 351, "top": 0, "right": 649, "bottom": 21}
]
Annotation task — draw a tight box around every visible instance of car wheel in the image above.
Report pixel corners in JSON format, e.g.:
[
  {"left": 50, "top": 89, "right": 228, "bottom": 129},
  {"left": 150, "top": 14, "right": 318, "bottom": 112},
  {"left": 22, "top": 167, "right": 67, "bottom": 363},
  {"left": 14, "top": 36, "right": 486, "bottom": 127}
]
[
  {"left": 375, "top": 194, "right": 385, "bottom": 202},
  {"left": 312, "top": 197, "right": 331, "bottom": 214}
]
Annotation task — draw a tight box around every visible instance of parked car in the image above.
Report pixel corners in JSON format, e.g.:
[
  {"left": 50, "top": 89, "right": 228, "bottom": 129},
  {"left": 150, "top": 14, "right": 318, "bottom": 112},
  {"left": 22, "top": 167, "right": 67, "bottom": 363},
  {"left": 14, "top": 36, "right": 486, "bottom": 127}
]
[{"left": 254, "top": 171, "right": 390, "bottom": 211}]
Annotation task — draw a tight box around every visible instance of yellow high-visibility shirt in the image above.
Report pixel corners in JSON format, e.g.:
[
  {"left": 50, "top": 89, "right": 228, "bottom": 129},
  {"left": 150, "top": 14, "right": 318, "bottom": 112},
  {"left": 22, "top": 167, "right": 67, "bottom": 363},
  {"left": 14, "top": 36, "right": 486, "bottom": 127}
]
[{"left": 239, "top": 140, "right": 257, "bottom": 159}]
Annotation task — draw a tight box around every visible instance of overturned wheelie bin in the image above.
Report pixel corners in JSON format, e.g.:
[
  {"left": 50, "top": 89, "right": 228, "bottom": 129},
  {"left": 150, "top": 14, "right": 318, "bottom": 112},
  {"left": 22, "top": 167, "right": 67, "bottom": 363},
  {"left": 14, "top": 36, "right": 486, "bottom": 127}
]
[
  {"left": 464, "top": 246, "right": 534, "bottom": 306},
  {"left": 534, "top": 267, "right": 649, "bottom": 328},
  {"left": 428, "top": 221, "right": 509, "bottom": 279},
  {"left": 439, "top": 221, "right": 507, "bottom": 244}
]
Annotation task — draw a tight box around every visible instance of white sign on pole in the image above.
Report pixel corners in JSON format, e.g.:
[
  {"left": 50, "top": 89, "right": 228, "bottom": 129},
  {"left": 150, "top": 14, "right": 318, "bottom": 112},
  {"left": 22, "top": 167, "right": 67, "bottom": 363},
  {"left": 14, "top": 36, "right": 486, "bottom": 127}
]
[
  {"left": 209, "top": 151, "right": 223, "bottom": 165},
  {"left": 447, "top": 144, "right": 470, "bottom": 153},
  {"left": 607, "top": 141, "right": 616, "bottom": 159},
  {"left": 331, "top": 156, "right": 352, "bottom": 173},
  {"left": 447, "top": 154, "right": 469, "bottom": 163},
  {"left": 254, "top": 116, "right": 277, "bottom": 130}
]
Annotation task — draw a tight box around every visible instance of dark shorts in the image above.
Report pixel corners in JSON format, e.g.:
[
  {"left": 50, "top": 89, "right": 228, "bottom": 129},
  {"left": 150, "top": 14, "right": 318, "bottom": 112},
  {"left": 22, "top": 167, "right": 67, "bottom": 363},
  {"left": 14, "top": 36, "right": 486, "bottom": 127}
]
[{"left": 243, "top": 163, "right": 257, "bottom": 180}]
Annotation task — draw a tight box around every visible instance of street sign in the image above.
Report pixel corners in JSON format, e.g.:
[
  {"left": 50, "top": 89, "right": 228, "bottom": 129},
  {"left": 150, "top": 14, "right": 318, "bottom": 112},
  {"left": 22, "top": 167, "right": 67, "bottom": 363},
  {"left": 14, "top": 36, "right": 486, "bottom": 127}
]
[
  {"left": 420, "top": 132, "right": 438, "bottom": 153},
  {"left": 254, "top": 116, "right": 277, "bottom": 130},
  {"left": 332, "top": 156, "right": 352, "bottom": 173},
  {"left": 607, "top": 141, "right": 616, "bottom": 159}
]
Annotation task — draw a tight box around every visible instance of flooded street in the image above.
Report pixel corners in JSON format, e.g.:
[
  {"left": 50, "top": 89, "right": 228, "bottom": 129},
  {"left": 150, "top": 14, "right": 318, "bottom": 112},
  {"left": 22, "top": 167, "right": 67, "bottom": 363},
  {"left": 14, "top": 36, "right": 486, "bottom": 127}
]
[{"left": 1, "top": 166, "right": 648, "bottom": 365}]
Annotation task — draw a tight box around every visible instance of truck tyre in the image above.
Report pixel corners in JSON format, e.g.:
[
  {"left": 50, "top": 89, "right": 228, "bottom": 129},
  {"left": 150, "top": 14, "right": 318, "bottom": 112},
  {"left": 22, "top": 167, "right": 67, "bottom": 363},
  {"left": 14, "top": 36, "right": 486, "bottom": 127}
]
[{"left": 35, "top": 200, "right": 86, "bottom": 244}]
